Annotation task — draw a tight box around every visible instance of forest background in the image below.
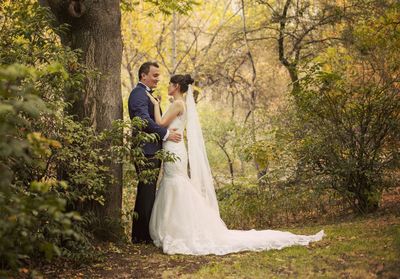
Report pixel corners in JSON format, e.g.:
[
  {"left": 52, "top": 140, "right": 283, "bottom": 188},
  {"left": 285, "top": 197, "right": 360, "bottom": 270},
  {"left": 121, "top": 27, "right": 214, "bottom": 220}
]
[{"left": 0, "top": 0, "right": 399, "bottom": 277}]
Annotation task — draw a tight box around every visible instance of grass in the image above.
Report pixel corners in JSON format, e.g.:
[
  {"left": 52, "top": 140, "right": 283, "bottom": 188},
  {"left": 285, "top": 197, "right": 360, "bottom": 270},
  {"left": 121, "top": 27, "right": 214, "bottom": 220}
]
[{"left": 178, "top": 213, "right": 400, "bottom": 278}]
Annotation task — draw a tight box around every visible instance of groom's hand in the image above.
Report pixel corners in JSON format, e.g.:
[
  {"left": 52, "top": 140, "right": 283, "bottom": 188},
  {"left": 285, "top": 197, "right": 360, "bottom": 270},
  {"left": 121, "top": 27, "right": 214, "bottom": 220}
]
[{"left": 167, "top": 128, "right": 182, "bottom": 143}]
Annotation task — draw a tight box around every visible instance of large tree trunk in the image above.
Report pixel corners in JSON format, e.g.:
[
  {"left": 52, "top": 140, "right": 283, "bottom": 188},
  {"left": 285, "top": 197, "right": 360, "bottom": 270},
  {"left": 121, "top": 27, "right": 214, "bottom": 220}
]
[{"left": 41, "top": 0, "right": 123, "bottom": 220}]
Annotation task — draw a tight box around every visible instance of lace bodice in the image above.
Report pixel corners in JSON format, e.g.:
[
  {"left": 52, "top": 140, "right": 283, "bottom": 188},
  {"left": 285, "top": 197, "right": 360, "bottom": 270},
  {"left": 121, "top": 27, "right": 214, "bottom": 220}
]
[
  {"left": 166, "top": 106, "right": 186, "bottom": 132},
  {"left": 162, "top": 106, "right": 187, "bottom": 177}
]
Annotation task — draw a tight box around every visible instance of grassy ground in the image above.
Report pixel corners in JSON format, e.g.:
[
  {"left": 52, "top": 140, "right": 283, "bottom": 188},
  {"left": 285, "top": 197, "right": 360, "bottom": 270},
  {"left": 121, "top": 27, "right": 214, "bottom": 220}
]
[
  {"left": 32, "top": 207, "right": 400, "bottom": 279},
  {"left": 186, "top": 213, "right": 400, "bottom": 278}
]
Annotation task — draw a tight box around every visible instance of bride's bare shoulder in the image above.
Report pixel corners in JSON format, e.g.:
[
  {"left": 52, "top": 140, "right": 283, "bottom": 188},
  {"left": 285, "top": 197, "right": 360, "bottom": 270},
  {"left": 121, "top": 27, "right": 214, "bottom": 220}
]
[
  {"left": 173, "top": 99, "right": 185, "bottom": 109},
  {"left": 172, "top": 100, "right": 185, "bottom": 116}
]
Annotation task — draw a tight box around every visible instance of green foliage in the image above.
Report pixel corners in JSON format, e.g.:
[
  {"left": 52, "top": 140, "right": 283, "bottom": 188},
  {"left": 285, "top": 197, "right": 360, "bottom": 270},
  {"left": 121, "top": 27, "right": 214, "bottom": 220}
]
[
  {"left": 243, "top": 110, "right": 297, "bottom": 180},
  {"left": 217, "top": 180, "right": 343, "bottom": 230},
  {"left": 0, "top": 0, "right": 126, "bottom": 272},
  {"left": 289, "top": 2, "right": 400, "bottom": 213},
  {"left": 0, "top": 3, "right": 96, "bottom": 267},
  {"left": 110, "top": 118, "right": 179, "bottom": 184},
  {"left": 239, "top": 0, "right": 400, "bottom": 215},
  {"left": 201, "top": 108, "right": 241, "bottom": 183},
  {"left": 53, "top": 117, "right": 110, "bottom": 207},
  {"left": 0, "top": 0, "right": 85, "bottom": 103},
  {"left": 0, "top": 64, "right": 82, "bottom": 271},
  {"left": 294, "top": 65, "right": 399, "bottom": 213},
  {"left": 121, "top": 0, "right": 198, "bottom": 15}
]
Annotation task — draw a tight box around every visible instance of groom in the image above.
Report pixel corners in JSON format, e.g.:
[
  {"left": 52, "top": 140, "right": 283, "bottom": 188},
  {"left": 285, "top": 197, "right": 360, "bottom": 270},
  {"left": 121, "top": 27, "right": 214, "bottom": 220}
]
[{"left": 128, "top": 61, "right": 182, "bottom": 244}]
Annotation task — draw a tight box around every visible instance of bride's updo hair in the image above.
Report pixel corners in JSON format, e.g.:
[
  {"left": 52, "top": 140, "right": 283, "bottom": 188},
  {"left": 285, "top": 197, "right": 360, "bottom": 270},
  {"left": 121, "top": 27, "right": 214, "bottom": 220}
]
[{"left": 170, "top": 74, "right": 194, "bottom": 93}]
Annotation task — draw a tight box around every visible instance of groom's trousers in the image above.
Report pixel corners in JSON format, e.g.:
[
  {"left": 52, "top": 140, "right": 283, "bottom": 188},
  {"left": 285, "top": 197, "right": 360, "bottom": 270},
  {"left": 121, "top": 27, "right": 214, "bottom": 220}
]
[{"left": 132, "top": 156, "right": 161, "bottom": 243}]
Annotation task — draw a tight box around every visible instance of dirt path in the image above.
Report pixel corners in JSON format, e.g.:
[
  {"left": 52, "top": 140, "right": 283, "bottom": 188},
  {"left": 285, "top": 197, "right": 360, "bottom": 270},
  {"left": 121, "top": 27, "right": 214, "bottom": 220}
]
[{"left": 39, "top": 243, "right": 223, "bottom": 278}]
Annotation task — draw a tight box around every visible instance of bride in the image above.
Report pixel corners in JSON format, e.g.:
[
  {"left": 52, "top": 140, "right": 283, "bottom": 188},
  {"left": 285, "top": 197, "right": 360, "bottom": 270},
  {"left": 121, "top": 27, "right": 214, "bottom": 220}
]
[{"left": 147, "top": 74, "right": 324, "bottom": 255}]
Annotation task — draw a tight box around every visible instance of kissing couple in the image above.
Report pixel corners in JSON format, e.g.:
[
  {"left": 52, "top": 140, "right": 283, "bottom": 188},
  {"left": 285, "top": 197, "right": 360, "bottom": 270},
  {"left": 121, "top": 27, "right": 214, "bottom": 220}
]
[{"left": 128, "top": 61, "right": 324, "bottom": 255}]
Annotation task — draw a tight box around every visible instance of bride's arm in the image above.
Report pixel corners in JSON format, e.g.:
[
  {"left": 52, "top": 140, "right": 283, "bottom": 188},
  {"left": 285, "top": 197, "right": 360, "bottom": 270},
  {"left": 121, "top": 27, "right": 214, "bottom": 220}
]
[{"left": 147, "top": 93, "right": 184, "bottom": 128}]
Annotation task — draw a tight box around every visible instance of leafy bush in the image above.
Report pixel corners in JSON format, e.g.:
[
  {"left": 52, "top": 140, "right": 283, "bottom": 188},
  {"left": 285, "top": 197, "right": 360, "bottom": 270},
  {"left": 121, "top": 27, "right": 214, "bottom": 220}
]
[
  {"left": 217, "top": 179, "right": 345, "bottom": 230},
  {"left": 0, "top": 0, "right": 110, "bottom": 271},
  {"left": 290, "top": 3, "right": 400, "bottom": 213},
  {"left": 241, "top": 2, "right": 400, "bottom": 215},
  {"left": 0, "top": 64, "right": 84, "bottom": 271}
]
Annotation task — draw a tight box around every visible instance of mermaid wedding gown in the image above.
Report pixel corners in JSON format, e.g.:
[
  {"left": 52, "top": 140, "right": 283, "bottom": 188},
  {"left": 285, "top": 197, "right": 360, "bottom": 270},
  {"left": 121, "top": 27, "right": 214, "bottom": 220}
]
[{"left": 149, "top": 100, "right": 324, "bottom": 256}]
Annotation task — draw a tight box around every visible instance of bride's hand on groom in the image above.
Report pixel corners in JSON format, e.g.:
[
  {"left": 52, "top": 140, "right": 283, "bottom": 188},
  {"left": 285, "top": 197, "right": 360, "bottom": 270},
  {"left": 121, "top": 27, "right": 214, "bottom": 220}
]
[
  {"left": 147, "top": 92, "right": 160, "bottom": 105},
  {"left": 167, "top": 128, "right": 182, "bottom": 143}
]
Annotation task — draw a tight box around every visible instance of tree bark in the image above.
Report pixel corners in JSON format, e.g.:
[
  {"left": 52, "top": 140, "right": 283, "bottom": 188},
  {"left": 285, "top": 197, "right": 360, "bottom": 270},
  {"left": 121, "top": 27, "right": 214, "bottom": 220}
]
[
  {"left": 241, "top": 0, "right": 267, "bottom": 183},
  {"left": 217, "top": 142, "right": 234, "bottom": 187},
  {"left": 41, "top": 0, "right": 123, "bottom": 220}
]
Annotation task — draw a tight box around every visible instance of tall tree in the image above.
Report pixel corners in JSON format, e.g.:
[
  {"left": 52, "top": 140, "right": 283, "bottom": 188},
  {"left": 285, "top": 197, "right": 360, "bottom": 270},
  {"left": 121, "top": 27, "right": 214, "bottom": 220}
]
[
  {"left": 39, "top": 0, "right": 123, "bottom": 220},
  {"left": 254, "top": 0, "right": 343, "bottom": 94}
]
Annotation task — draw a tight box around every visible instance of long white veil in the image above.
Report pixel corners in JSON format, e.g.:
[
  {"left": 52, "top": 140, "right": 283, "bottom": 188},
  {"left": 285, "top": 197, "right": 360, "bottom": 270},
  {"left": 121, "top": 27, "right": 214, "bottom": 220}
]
[{"left": 186, "top": 85, "right": 220, "bottom": 213}]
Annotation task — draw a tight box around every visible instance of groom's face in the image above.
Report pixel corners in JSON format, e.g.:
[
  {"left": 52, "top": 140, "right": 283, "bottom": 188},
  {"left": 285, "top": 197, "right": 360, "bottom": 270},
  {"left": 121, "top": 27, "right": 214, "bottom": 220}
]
[{"left": 141, "top": 66, "right": 160, "bottom": 89}]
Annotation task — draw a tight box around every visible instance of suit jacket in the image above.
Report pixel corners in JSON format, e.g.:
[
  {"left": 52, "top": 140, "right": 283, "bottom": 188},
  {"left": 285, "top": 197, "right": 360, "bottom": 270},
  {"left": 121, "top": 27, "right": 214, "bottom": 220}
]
[{"left": 128, "top": 83, "right": 168, "bottom": 156}]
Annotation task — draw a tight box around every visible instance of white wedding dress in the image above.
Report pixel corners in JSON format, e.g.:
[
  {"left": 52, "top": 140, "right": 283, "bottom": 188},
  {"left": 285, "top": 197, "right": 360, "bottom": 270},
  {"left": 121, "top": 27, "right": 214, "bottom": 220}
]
[{"left": 149, "top": 96, "right": 324, "bottom": 256}]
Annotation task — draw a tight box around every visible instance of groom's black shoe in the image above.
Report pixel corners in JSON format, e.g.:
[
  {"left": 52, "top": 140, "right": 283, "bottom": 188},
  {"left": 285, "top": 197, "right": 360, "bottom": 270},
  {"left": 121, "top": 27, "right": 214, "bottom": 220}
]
[
  {"left": 132, "top": 237, "right": 153, "bottom": 245},
  {"left": 131, "top": 237, "right": 144, "bottom": 244}
]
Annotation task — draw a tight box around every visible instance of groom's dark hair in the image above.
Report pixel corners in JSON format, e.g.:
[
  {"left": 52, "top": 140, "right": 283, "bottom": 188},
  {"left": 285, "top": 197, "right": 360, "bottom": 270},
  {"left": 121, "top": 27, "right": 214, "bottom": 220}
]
[{"left": 138, "top": 62, "right": 159, "bottom": 81}]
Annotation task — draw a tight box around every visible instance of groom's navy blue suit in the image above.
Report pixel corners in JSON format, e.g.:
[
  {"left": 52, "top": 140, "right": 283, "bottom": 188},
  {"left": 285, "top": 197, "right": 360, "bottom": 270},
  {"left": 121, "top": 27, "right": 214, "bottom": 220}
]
[{"left": 128, "top": 82, "right": 168, "bottom": 243}]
